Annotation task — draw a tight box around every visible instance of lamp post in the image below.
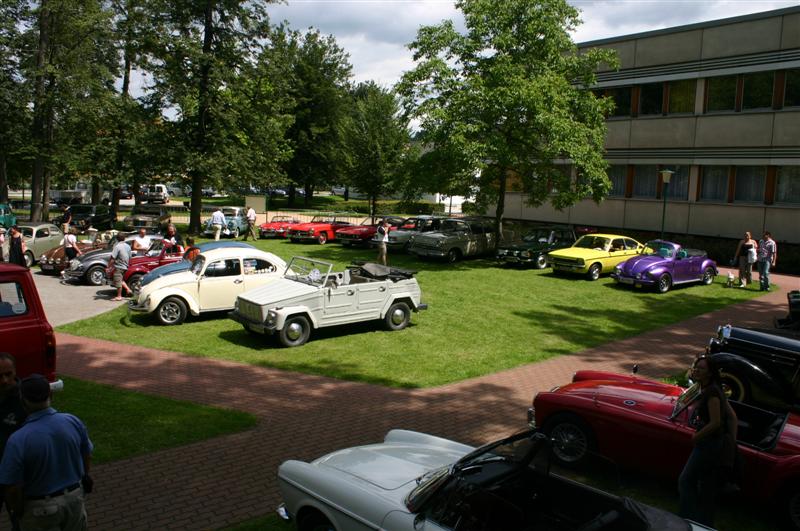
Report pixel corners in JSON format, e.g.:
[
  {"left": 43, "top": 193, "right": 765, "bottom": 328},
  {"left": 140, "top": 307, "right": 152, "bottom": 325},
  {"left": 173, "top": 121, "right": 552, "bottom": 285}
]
[{"left": 659, "top": 169, "right": 674, "bottom": 240}]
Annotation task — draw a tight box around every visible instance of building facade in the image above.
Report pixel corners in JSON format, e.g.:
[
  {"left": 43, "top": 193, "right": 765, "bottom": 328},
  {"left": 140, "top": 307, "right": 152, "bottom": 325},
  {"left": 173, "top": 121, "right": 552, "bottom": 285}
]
[{"left": 500, "top": 7, "right": 800, "bottom": 243}]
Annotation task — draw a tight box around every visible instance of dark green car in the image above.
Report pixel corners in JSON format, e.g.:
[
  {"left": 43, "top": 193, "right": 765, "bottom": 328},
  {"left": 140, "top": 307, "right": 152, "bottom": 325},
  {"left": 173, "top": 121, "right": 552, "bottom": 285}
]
[
  {"left": 0, "top": 203, "right": 17, "bottom": 229},
  {"left": 496, "top": 226, "right": 580, "bottom": 269}
]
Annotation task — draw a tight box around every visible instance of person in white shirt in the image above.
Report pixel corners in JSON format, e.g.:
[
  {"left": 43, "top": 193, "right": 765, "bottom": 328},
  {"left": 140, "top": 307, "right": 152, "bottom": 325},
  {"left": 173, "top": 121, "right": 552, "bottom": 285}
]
[
  {"left": 63, "top": 228, "right": 83, "bottom": 261},
  {"left": 132, "top": 228, "right": 152, "bottom": 255},
  {"left": 243, "top": 207, "right": 258, "bottom": 241},
  {"left": 210, "top": 208, "right": 227, "bottom": 241},
  {"left": 376, "top": 219, "right": 390, "bottom": 265}
]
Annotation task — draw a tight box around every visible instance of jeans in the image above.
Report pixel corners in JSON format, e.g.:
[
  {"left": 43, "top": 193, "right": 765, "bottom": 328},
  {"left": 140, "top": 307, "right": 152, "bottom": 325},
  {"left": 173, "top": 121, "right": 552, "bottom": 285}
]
[
  {"left": 679, "top": 436, "right": 723, "bottom": 527},
  {"left": 757, "top": 260, "right": 771, "bottom": 290}
]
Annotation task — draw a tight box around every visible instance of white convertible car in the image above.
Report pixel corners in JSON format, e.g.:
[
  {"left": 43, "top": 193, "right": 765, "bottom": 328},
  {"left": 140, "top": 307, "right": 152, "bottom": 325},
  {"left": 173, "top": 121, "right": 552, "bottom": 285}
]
[
  {"left": 129, "top": 247, "right": 286, "bottom": 325},
  {"left": 277, "top": 429, "right": 713, "bottom": 531}
]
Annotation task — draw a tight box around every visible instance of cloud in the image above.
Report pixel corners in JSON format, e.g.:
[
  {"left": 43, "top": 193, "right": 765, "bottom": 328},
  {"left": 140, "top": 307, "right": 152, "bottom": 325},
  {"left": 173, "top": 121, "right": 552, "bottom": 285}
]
[{"left": 267, "top": 0, "right": 799, "bottom": 86}]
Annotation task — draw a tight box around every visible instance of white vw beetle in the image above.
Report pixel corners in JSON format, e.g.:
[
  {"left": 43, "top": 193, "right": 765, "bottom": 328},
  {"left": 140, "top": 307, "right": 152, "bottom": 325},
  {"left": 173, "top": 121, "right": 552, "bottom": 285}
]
[{"left": 130, "top": 247, "right": 286, "bottom": 325}]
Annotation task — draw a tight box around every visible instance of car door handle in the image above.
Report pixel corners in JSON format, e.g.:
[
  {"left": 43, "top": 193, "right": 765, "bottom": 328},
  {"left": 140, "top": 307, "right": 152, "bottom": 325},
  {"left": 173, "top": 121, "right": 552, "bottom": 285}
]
[
  {"left": 234, "top": 279, "right": 243, "bottom": 284},
  {"left": 379, "top": 287, "right": 386, "bottom": 292},
  {"left": 347, "top": 290, "right": 354, "bottom": 296}
]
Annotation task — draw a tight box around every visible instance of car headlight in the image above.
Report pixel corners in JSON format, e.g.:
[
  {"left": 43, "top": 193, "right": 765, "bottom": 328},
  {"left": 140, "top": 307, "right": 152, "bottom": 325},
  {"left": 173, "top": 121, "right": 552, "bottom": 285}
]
[
  {"left": 636, "top": 272, "right": 643, "bottom": 279},
  {"left": 55, "top": 258, "right": 61, "bottom": 264},
  {"left": 520, "top": 251, "right": 530, "bottom": 258},
  {"left": 437, "top": 240, "right": 445, "bottom": 247},
  {"left": 266, "top": 310, "right": 277, "bottom": 325},
  {"left": 308, "top": 228, "right": 315, "bottom": 235},
  {"left": 40, "top": 254, "right": 46, "bottom": 262},
  {"left": 615, "top": 265, "right": 622, "bottom": 272}
]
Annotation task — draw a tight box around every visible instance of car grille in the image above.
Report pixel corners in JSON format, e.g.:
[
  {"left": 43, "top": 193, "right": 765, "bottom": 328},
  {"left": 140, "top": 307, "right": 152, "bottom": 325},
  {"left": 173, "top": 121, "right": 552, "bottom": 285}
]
[
  {"left": 339, "top": 233, "right": 361, "bottom": 241},
  {"left": 291, "top": 231, "right": 310, "bottom": 238},
  {"left": 237, "top": 300, "right": 263, "bottom": 323},
  {"left": 551, "top": 257, "right": 582, "bottom": 267}
]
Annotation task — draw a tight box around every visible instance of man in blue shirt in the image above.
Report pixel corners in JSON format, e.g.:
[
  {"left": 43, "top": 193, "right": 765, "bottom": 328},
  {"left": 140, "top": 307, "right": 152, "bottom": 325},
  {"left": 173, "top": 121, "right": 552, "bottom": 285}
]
[{"left": 0, "top": 374, "right": 93, "bottom": 531}]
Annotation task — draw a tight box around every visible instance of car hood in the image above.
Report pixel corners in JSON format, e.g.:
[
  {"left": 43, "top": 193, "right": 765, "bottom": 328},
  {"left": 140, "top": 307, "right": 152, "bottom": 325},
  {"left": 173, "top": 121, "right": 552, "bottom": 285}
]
[
  {"left": 290, "top": 222, "right": 330, "bottom": 231},
  {"left": 553, "top": 379, "right": 682, "bottom": 419},
  {"left": 314, "top": 442, "right": 462, "bottom": 492},
  {"left": 76, "top": 247, "right": 112, "bottom": 263},
  {"left": 238, "top": 277, "right": 318, "bottom": 306},
  {"left": 141, "top": 261, "right": 191, "bottom": 287},
  {"left": 139, "top": 270, "right": 197, "bottom": 296},
  {"left": 498, "top": 241, "right": 550, "bottom": 253},
  {"left": 337, "top": 226, "right": 376, "bottom": 234},
  {"left": 549, "top": 247, "right": 610, "bottom": 259},
  {"left": 125, "top": 214, "right": 160, "bottom": 220},
  {"left": 618, "top": 255, "right": 667, "bottom": 274}
]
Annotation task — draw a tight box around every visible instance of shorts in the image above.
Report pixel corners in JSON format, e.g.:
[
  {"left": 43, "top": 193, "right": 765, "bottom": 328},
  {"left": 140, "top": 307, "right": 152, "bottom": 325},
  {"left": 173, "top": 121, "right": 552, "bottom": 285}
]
[
  {"left": 113, "top": 269, "right": 124, "bottom": 288},
  {"left": 65, "top": 247, "right": 78, "bottom": 260}
]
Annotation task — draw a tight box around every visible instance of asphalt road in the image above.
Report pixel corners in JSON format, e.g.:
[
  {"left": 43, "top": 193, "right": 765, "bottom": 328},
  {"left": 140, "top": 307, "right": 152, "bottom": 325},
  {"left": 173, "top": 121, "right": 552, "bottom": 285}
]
[{"left": 31, "top": 268, "right": 127, "bottom": 327}]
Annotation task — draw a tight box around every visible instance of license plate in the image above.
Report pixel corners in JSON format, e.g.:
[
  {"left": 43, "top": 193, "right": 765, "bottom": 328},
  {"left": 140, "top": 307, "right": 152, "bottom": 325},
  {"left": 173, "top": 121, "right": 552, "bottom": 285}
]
[{"left": 619, "top": 277, "right": 634, "bottom": 284}]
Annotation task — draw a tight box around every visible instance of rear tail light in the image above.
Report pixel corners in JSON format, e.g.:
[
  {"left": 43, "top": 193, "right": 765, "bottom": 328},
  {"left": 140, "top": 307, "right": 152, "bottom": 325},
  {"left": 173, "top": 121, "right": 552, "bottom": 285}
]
[{"left": 44, "top": 326, "right": 57, "bottom": 382}]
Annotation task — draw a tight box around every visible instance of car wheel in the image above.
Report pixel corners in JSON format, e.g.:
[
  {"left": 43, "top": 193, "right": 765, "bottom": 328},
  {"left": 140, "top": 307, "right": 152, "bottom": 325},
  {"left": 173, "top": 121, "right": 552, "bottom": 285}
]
[
  {"left": 586, "top": 263, "right": 601, "bottom": 281},
  {"left": 783, "top": 486, "right": 800, "bottom": 530},
  {"left": 656, "top": 273, "right": 672, "bottom": 294},
  {"left": 87, "top": 265, "right": 106, "bottom": 286},
  {"left": 24, "top": 251, "right": 35, "bottom": 268},
  {"left": 544, "top": 413, "right": 594, "bottom": 467},
  {"left": 384, "top": 302, "right": 411, "bottom": 331},
  {"left": 535, "top": 254, "right": 548, "bottom": 269},
  {"left": 156, "top": 297, "right": 187, "bottom": 326},
  {"left": 702, "top": 267, "right": 715, "bottom": 285},
  {"left": 317, "top": 232, "right": 328, "bottom": 245},
  {"left": 279, "top": 315, "right": 311, "bottom": 347},
  {"left": 446, "top": 248, "right": 461, "bottom": 263},
  {"left": 299, "top": 511, "right": 335, "bottom": 531},
  {"left": 128, "top": 274, "right": 143, "bottom": 295},
  {"left": 720, "top": 370, "right": 749, "bottom": 402}
]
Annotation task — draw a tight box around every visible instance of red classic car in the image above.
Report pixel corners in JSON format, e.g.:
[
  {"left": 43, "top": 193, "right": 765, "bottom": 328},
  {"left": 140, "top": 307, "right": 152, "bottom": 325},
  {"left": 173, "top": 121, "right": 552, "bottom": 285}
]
[
  {"left": 287, "top": 215, "right": 354, "bottom": 244},
  {"left": 122, "top": 240, "right": 185, "bottom": 293},
  {"left": 334, "top": 216, "right": 407, "bottom": 247},
  {"left": 530, "top": 370, "right": 800, "bottom": 528},
  {"left": 259, "top": 215, "right": 301, "bottom": 239}
]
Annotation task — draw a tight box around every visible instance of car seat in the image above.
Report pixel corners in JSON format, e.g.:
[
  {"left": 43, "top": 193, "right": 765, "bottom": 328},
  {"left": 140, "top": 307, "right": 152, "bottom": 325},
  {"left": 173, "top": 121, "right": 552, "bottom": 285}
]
[{"left": 658, "top": 248, "right": 670, "bottom": 258}]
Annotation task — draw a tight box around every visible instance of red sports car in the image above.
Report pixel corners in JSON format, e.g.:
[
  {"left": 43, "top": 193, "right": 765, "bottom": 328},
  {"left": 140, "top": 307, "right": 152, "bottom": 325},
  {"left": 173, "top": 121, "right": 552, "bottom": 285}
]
[
  {"left": 530, "top": 370, "right": 800, "bottom": 528},
  {"left": 287, "top": 215, "right": 354, "bottom": 244},
  {"left": 259, "top": 215, "right": 301, "bottom": 239},
  {"left": 334, "top": 216, "right": 406, "bottom": 247},
  {"left": 122, "top": 240, "right": 185, "bottom": 293}
]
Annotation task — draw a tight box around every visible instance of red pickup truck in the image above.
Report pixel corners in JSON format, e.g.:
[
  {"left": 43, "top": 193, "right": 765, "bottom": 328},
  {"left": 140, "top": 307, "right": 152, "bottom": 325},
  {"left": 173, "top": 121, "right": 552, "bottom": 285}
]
[{"left": 0, "top": 263, "right": 61, "bottom": 386}]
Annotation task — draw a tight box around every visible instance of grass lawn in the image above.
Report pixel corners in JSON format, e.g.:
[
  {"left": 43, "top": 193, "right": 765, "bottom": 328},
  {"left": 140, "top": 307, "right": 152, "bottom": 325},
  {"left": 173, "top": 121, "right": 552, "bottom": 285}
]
[
  {"left": 52, "top": 376, "right": 257, "bottom": 464},
  {"left": 58, "top": 238, "right": 765, "bottom": 388}
]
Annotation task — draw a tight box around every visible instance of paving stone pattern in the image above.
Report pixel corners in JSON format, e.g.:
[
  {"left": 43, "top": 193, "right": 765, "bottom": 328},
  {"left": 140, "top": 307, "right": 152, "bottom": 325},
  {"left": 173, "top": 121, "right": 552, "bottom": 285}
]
[{"left": 52, "top": 268, "right": 799, "bottom": 530}]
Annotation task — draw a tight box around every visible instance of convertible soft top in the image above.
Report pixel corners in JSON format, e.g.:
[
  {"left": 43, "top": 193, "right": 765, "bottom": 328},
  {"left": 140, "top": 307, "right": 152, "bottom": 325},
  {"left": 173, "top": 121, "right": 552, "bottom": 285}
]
[{"left": 349, "top": 262, "right": 417, "bottom": 281}]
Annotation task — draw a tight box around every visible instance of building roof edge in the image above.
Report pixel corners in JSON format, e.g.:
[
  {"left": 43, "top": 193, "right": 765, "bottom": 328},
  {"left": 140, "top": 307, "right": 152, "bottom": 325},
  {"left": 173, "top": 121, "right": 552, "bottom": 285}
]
[{"left": 577, "top": 5, "right": 800, "bottom": 48}]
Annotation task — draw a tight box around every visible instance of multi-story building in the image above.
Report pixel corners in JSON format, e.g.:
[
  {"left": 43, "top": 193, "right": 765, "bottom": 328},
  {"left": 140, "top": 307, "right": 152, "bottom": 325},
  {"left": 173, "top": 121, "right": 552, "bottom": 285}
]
[{"left": 500, "top": 6, "right": 800, "bottom": 243}]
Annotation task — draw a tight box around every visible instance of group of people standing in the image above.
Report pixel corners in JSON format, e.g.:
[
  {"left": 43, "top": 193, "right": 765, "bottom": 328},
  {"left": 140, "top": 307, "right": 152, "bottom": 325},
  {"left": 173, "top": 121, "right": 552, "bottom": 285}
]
[
  {"left": 0, "top": 227, "right": 28, "bottom": 267},
  {"left": 0, "top": 353, "right": 93, "bottom": 531},
  {"left": 733, "top": 231, "right": 778, "bottom": 290}
]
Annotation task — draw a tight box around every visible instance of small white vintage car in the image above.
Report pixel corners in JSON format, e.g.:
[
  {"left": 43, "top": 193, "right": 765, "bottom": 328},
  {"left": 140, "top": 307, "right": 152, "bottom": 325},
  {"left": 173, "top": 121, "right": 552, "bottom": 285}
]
[
  {"left": 276, "top": 429, "right": 713, "bottom": 531},
  {"left": 129, "top": 247, "right": 286, "bottom": 325},
  {"left": 229, "top": 257, "right": 426, "bottom": 347}
]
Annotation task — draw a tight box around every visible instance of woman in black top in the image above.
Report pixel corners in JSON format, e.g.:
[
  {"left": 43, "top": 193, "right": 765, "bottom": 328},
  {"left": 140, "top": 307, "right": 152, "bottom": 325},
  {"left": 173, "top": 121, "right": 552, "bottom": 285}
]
[
  {"left": 733, "top": 231, "right": 758, "bottom": 288},
  {"left": 678, "top": 355, "right": 734, "bottom": 526},
  {"left": 7, "top": 226, "right": 26, "bottom": 267}
]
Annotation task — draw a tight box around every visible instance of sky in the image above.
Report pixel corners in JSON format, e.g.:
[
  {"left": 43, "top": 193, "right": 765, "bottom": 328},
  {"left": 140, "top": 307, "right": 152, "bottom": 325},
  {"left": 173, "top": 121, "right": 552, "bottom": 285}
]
[{"left": 264, "top": 0, "right": 800, "bottom": 86}]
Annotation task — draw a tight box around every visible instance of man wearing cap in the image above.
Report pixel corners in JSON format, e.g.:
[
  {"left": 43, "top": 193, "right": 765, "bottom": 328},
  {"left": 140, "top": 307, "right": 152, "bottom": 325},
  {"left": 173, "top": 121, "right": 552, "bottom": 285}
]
[
  {"left": 0, "top": 374, "right": 93, "bottom": 531},
  {"left": 0, "top": 354, "right": 25, "bottom": 531}
]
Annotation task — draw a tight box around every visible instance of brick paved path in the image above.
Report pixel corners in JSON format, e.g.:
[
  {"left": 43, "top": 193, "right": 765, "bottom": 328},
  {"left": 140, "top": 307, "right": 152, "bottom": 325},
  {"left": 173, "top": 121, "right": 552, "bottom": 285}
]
[{"left": 53, "top": 269, "right": 798, "bottom": 530}]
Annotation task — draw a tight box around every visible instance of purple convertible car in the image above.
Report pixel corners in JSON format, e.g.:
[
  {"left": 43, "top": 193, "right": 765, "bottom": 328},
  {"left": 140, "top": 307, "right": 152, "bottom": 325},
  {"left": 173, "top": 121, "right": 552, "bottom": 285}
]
[{"left": 611, "top": 240, "right": 717, "bottom": 293}]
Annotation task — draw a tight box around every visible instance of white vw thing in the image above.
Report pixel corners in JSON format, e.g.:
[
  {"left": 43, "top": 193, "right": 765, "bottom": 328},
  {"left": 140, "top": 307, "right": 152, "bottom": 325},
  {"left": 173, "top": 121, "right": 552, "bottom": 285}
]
[
  {"left": 229, "top": 257, "right": 427, "bottom": 347},
  {"left": 130, "top": 247, "right": 286, "bottom": 325}
]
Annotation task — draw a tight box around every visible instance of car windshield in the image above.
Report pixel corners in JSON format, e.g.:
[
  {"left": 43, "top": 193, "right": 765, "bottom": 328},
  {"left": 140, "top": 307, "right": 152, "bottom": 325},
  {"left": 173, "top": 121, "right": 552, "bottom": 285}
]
[
  {"left": 284, "top": 257, "right": 331, "bottom": 287},
  {"left": 522, "top": 229, "right": 554, "bottom": 243},
  {"left": 222, "top": 208, "right": 239, "bottom": 217},
  {"left": 190, "top": 256, "right": 205, "bottom": 275},
  {"left": 671, "top": 381, "right": 702, "bottom": 419},
  {"left": 270, "top": 216, "right": 293, "bottom": 223},
  {"left": 643, "top": 241, "right": 675, "bottom": 258},
  {"left": 310, "top": 216, "right": 334, "bottom": 223},
  {"left": 574, "top": 235, "right": 610, "bottom": 250},
  {"left": 132, "top": 206, "right": 161, "bottom": 216},
  {"left": 440, "top": 220, "right": 465, "bottom": 232}
]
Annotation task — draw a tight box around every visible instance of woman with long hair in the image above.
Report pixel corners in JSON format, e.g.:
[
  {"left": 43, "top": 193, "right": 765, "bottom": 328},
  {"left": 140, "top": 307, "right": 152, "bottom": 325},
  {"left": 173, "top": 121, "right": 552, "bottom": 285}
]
[{"left": 733, "top": 231, "right": 758, "bottom": 288}]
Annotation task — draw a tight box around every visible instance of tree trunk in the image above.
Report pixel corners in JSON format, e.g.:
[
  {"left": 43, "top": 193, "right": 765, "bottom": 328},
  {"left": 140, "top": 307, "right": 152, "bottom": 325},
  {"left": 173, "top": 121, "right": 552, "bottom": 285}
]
[
  {"left": 0, "top": 154, "right": 8, "bottom": 203},
  {"left": 112, "top": 16, "right": 133, "bottom": 221},
  {"left": 188, "top": 0, "right": 215, "bottom": 233},
  {"left": 303, "top": 182, "right": 312, "bottom": 208},
  {"left": 91, "top": 178, "right": 101, "bottom": 204},
  {"left": 493, "top": 166, "right": 507, "bottom": 250},
  {"left": 30, "top": 0, "right": 51, "bottom": 222}
]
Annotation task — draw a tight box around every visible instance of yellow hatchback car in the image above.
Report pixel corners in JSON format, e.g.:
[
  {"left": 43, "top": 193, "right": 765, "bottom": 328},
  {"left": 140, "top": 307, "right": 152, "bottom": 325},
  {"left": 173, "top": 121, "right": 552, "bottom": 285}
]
[{"left": 548, "top": 233, "right": 643, "bottom": 280}]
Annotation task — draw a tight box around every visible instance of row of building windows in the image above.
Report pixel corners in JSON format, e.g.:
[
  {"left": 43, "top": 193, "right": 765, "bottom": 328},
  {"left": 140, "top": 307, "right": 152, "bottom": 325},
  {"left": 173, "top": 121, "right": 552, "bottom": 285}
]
[
  {"left": 597, "top": 69, "right": 800, "bottom": 117},
  {"left": 606, "top": 165, "right": 800, "bottom": 204}
]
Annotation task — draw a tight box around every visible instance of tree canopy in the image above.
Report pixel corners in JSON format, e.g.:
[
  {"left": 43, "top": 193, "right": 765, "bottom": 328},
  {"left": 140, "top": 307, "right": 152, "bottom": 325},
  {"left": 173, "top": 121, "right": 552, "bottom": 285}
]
[{"left": 397, "top": 0, "right": 618, "bottom": 241}]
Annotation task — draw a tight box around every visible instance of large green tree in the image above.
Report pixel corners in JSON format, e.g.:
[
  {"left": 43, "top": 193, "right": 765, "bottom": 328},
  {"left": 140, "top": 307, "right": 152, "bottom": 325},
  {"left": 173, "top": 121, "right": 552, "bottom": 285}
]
[
  {"left": 340, "top": 82, "right": 411, "bottom": 220},
  {"left": 147, "top": 0, "right": 280, "bottom": 232},
  {"left": 398, "top": 0, "right": 617, "bottom": 243},
  {"left": 0, "top": 0, "right": 29, "bottom": 203},
  {"left": 280, "top": 28, "right": 352, "bottom": 208}
]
